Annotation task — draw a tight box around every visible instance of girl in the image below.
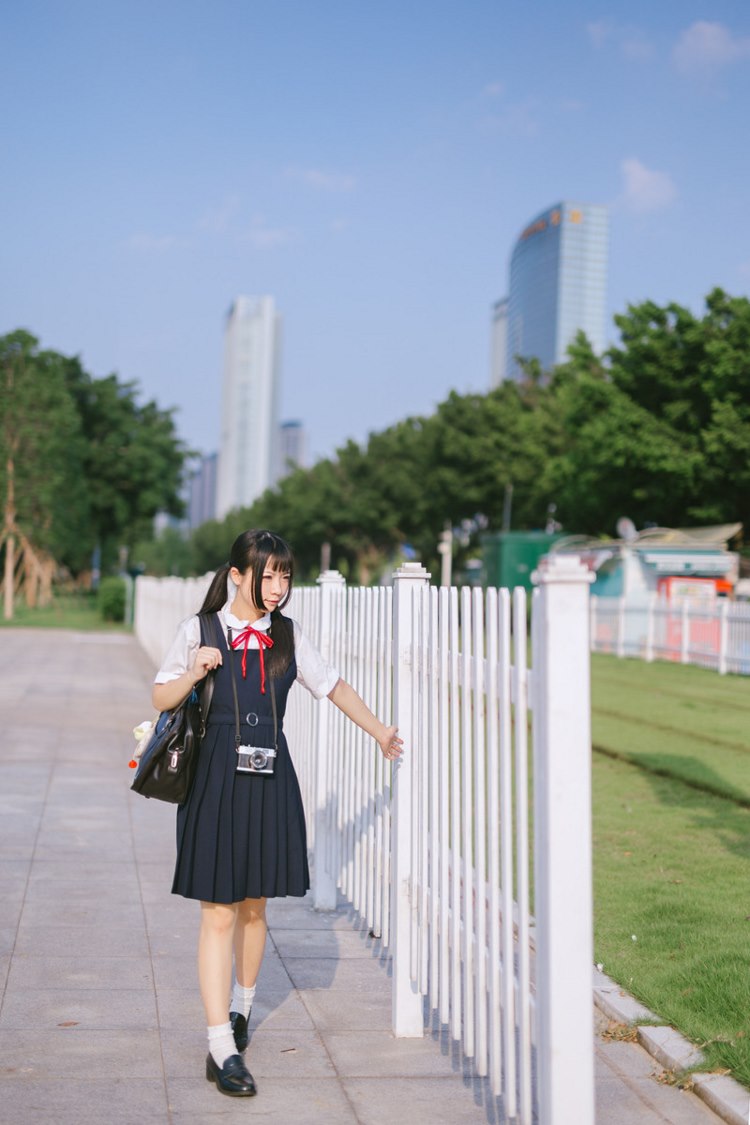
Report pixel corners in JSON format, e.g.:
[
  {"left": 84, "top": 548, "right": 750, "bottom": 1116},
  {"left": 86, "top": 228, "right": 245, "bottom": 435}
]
[{"left": 152, "top": 529, "right": 402, "bottom": 1097}]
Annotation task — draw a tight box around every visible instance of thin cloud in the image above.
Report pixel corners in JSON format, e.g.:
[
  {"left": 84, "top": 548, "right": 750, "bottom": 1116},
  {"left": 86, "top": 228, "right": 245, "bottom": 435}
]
[
  {"left": 621, "top": 36, "right": 655, "bottom": 62},
  {"left": 586, "top": 20, "right": 612, "bottom": 49},
  {"left": 484, "top": 98, "right": 539, "bottom": 138},
  {"left": 199, "top": 194, "right": 241, "bottom": 234},
  {"left": 586, "top": 19, "right": 654, "bottom": 60},
  {"left": 673, "top": 21, "right": 750, "bottom": 75},
  {"left": 288, "top": 167, "right": 356, "bottom": 192},
  {"left": 619, "top": 158, "right": 677, "bottom": 214},
  {"left": 245, "top": 216, "right": 294, "bottom": 248},
  {"left": 483, "top": 80, "right": 505, "bottom": 97}
]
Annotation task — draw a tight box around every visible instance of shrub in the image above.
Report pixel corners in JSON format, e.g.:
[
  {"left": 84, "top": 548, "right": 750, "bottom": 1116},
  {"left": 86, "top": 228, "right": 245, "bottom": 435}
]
[{"left": 98, "top": 576, "right": 127, "bottom": 622}]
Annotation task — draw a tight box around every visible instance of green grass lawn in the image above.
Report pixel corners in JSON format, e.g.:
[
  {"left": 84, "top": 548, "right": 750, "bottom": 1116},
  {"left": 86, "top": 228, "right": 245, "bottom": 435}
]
[
  {"left": 591, "top": 653, "right": 750, "bottom": 1084},
  {"left": 0, "top": 593, "right": 131, "bottom": 632}
]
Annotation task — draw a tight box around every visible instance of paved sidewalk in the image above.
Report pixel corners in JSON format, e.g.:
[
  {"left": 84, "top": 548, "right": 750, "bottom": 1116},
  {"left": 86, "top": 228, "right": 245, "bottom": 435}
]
[{"left": 0, "top": 629, "right": 733, "bottom": 1124}]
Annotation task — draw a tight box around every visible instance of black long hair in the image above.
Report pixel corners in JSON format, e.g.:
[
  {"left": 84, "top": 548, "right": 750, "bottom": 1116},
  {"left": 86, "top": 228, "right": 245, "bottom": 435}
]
[{"left": 199, "top": 529, "right": 295, "bottom": 676}]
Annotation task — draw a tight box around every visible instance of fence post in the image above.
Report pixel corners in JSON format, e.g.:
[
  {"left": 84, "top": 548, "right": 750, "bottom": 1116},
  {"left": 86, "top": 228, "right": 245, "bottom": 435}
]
[
  {"left": 532, "top": 555, "right": 595, "bottom": 1125},
  {"left": 391, "top": 561, "right": 430, "bottom": 1037},
  {"left": 719, "top": 599, "right": 729, "bottom": 675},
  {"left": 313, "top": 570, "right": 346, "bottom": 911},
  {"left": 681, "top": 599, "right": 690, "bottom": 664},
  {"left": 645, "top": 593, "right": 656, "bottom": 662}
]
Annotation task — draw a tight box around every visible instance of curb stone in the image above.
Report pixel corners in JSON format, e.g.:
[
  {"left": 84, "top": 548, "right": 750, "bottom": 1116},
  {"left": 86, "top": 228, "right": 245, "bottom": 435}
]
[{"left": 594, "top": 968, "right": 750, "bottom": 1125}]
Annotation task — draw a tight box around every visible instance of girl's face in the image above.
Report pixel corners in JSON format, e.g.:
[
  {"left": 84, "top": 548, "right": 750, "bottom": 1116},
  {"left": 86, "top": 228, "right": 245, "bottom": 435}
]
[{"left": 230, "top": 559, "right": 290, "bottom": 618}]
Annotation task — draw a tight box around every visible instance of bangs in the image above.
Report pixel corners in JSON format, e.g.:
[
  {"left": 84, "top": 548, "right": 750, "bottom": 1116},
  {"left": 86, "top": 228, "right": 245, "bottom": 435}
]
[
  {"left": 249, "top": 531, "right": 294, "bottom": 610},
  {"left": 266, "top": 552, "right": 293, "bottom": 575}
]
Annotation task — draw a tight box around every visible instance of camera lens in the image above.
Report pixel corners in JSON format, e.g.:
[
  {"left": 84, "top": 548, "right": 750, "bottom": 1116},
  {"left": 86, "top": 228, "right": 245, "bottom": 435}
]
[{"left": 250, "top": 749, "right": 268, "bottom": 770}]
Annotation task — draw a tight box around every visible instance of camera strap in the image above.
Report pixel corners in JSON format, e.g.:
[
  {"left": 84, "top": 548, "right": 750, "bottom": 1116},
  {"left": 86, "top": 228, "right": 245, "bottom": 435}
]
[{"left": 227, "top": 626, "right": 278, "bottom": 752}]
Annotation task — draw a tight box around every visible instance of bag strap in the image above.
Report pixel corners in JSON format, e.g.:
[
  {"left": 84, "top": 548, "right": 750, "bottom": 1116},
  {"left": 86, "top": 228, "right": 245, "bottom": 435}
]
[
  {"left": 226, "top": 625, "right": 278, "bottom": 751},
  {"left": 197, "top": 613, "right": 220, "bottom": 721}
]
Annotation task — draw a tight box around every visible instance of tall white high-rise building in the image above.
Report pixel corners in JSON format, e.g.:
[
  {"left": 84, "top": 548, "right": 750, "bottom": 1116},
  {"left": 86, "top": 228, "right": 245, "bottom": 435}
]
[{"left": 216, "top": 296, "right": 281, "bottom": 518}]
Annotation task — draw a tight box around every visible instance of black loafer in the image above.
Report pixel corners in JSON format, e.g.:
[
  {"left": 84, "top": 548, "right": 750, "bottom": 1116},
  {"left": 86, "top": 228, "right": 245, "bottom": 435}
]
[
  {"left": 230, "top": 1009, "right": 249, "bottom": 1053},
  {"left": 205, "top": 1052, "right": 257, "bottom": 1096}
]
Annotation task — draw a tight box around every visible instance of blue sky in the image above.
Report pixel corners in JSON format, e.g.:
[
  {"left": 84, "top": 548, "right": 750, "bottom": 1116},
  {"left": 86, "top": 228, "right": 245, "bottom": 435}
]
[{"left": 2, "top": 1, "right": 749, "bottom": 464}]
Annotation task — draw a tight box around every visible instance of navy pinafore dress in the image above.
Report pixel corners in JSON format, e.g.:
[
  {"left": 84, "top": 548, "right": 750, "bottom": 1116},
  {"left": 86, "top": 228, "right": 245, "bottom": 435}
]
[{"left": 171, "top": 614, "right": 310, "bottom": 904}]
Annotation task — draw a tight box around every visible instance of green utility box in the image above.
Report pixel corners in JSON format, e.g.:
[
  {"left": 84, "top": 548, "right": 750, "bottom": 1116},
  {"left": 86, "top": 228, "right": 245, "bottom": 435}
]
[{"left": 481, "top": 531, "right": 563, "bottom": 591}]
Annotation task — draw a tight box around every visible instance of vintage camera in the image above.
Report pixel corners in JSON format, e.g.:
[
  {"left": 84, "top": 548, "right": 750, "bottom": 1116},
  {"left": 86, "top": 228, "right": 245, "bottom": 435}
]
[{"left": 236, "top": 744, "right": 276, "bottom": 775}]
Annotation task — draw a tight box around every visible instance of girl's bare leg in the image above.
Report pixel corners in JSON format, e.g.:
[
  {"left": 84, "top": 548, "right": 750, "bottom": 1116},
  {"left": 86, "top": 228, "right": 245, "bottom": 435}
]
[
  {"left": 199, "top": 901, "right": 238, "bottom": 1025},
  {"left": 234, "top": 897, "right": 267, "bottom": 987}
]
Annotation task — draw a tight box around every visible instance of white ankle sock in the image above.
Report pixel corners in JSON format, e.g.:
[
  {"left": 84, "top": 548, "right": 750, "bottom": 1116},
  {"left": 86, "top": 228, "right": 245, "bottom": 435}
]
[
  {"left": 231, "top": 981, "right": 257, "bottom": 1020},
  {"left": 207, "top": 1021, "right": 237, "bottom": 1067}
]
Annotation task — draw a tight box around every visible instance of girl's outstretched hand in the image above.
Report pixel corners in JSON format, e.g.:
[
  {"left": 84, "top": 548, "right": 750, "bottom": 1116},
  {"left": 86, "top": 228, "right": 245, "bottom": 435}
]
[{"left": 378, "top": 726, "right": 404, "bottom": 762}]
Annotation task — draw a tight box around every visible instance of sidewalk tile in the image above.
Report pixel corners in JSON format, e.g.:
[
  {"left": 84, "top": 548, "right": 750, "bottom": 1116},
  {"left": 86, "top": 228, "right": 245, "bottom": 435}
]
[
  {"left": 167, "top": 1076, "right": 358, "bottom": 1123},
  {"left": 0, "top": 1080, "right": 168, "bottom": 1124},
  {"left": 0, "top": 988, "right": 158, "bottom": 1030},
  {"left": 283, "top": 956, "right": 391, "bottom": 992},
  {"left": 344, "top": 1077, "right": 498, "bottom": 1125},
  {"left": 300, "top": 989, "right": 392, "bottom": 1032},
  {"left": 271, "top": 927, "right": 385, "bottom": 960},
  {"left": 321, "top": 1029, "right": 464, "bottom": 1078},
  {"left": 6, "top": 956, "right": 154, "bottom": 991},
  {"left": 13, "top": 924, "right": 149, "bottom": 959},
  {"left": 0, "top": 1029, "right": 163, "bottom": 1079}
]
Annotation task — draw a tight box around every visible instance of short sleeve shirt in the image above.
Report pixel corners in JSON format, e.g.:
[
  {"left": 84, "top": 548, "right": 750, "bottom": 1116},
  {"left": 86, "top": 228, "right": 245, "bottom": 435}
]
[{"left": 154, "top": 603, "right": 340, "bottom": 701}]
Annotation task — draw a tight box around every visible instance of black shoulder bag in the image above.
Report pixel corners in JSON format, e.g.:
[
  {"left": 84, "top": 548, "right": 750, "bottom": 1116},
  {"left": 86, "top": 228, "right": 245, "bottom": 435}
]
[{"left": 131, "top": 613, "right": 219, "bottom": 803}]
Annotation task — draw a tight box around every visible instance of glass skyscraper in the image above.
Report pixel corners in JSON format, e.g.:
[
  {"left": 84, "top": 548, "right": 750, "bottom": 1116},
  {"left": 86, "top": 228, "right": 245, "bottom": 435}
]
[{"left": 505, "top": 201, "right": 608, "bottom": 381}]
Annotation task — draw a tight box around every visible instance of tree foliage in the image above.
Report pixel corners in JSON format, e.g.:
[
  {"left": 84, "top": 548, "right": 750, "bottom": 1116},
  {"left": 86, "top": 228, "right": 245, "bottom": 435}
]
[
  {"left": 63, "top": 360, "right": 187, "bottom": 565},
  {"left": 0, "top": 332, "right": 92, "bottom": 571},
  {"left": 0, "top": 331, "right": 188, "bottom": 575}
]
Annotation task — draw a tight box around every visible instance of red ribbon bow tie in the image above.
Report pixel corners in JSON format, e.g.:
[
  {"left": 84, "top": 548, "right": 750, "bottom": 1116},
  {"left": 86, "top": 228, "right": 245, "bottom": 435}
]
[{"left": 230, "top": 625, "right": 274, "bottom": 693}]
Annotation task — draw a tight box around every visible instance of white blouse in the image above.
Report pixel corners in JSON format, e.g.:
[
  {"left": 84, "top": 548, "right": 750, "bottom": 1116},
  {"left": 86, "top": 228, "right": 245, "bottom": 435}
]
[{"left": 154, "top": 602, "right": 341, "bottom": 701}]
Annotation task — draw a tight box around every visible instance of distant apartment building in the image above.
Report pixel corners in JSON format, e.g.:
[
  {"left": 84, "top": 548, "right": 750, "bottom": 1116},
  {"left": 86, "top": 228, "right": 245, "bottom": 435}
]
[
  {"left": 188, "top": 452, "right": 218, "bottom": 529},
  {"left": 490, "top": 296, "right": 509, "bottom": 387},
  {"left": 275, "top": 420, "right": 307, "bottom": 483},
  {"left": 496, "top": 201, "right": 608, "bottom": 383},
  {"left": 216, "top": 296, "right": 281, "bottom": 518}
]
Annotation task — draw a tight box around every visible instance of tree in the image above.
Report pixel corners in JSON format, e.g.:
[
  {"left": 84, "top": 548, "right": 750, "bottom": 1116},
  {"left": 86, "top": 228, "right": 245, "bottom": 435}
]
[
  {"left": 63, "top": 360, "right": 189, "bottom": 569},
  {"left": 546, "top": 369, "right": 700, "bottom": 533},
  {"left": 0, "top": 332, "right": 92, "bottom": 578},
  {"left": 604, "top": 290, "right": 750, "bottom": 530}
]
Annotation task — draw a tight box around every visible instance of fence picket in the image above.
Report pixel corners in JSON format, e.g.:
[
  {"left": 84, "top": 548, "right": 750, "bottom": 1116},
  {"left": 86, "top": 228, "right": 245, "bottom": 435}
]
[{"left": 513, "top": 586, "right": 533, "bottom": 1124}]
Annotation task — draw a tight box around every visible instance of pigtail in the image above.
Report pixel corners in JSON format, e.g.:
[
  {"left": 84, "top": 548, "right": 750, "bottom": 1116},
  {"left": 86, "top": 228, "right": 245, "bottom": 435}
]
[
  {"left": 198, "top": 563, "right": 231, "bottom": 616},
  {"left": 268, "top": 608, "right": 294, "bottom": 677}
]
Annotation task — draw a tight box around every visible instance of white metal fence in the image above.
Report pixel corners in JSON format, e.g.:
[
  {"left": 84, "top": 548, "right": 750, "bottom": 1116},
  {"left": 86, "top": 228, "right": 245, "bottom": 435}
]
[
  {"left": 591, "top": 594, "right": 750, "bottom": 675},
  {"left": 134, "top": 557, "right": 594, "bottom": 1125},
  {"left": 134, "top": 574, "right": 213, "bottom": 668},
  {"left": 285, "top": 558, "right": 595, "bottom": 1125}
]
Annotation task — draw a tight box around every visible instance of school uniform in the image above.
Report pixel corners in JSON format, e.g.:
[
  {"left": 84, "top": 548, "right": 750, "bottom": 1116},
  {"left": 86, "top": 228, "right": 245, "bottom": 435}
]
[{"left": 154, "top": 604, "right": 339, "bottom": 904}]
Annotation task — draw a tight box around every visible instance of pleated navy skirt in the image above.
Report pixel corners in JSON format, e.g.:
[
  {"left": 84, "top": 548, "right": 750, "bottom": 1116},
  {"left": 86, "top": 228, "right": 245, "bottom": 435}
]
[{"left": 171, "top": 622, "right": 310, "bottom": 904}]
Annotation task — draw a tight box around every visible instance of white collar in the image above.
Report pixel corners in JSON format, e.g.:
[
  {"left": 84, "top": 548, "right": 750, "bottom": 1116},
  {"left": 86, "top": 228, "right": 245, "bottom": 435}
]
[{"left": 221, "top": 601, "right": 272, "bottom": 633}]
